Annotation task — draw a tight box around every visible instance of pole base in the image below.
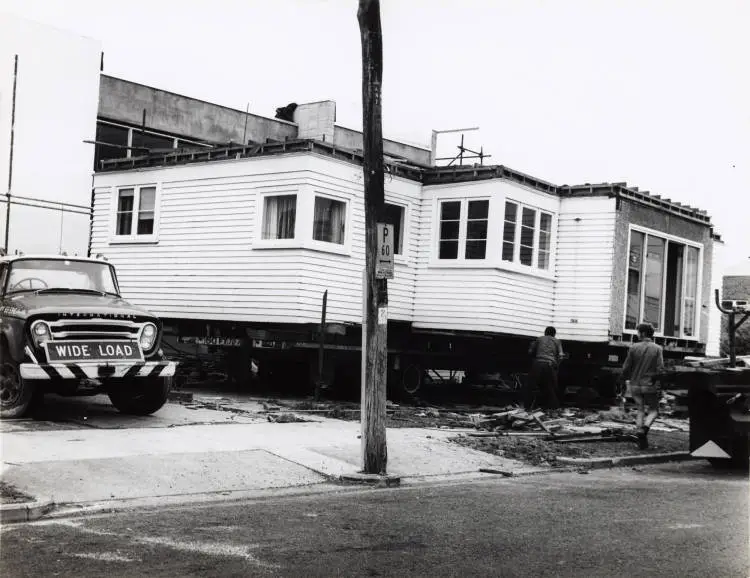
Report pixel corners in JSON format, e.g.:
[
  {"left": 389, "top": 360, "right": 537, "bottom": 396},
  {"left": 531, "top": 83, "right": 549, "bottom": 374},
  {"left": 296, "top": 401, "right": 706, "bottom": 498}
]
[{"left": 340, "top": 472, "right": 401, "bottom": 487}]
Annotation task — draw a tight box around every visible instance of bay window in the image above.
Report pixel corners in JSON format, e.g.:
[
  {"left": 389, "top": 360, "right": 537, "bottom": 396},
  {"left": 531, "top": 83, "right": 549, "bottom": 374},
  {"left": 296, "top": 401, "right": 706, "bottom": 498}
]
[{"left": 624, "top": 227, "right": 701, "bottom": 338}]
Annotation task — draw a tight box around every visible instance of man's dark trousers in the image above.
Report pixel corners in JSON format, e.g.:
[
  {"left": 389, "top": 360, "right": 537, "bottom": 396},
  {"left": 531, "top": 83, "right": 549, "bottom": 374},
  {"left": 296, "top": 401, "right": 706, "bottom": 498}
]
[{"left": 526, "top": 359, "right": 560, "bottom": 410}]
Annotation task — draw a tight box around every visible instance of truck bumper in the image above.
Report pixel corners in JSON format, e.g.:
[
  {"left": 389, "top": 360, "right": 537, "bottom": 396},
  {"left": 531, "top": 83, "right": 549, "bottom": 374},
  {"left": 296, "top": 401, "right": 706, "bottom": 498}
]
[{"left": 20, "top": 361, "right": 177, "bottom": 380}]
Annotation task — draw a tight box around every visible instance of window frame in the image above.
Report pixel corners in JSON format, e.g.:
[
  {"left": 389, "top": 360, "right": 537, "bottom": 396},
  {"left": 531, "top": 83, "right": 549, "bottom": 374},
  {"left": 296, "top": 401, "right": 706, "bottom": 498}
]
[
  {"left": 622, "top": 224, "right": 703, "bottom": 340},
  {"left": 308, "top": 191, "right": 351, "bottom": 255},
  {"left": 255, "top": 190, "right": 301, "bottom": 249},
  {"left": 109, "top": 183, "right": 160, "bottom": 244},
  {"left": 501, "top": 199, "right": 554, "bottom": 273},
  {"left": 384, "top": 201, "right": 408, "bottom": 262},
  {"left": 434, "top": 197, "right": 491, "bottom": 263}
]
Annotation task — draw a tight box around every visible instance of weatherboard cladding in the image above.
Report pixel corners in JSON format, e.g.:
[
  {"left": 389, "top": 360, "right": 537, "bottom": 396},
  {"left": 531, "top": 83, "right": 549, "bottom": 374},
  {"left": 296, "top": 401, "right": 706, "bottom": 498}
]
[
  {"left": 91, "top": 154, "right": 421, "bottom": 325},
  {"left": 92, "top": 143, "right": 713, "bottom": 343}
]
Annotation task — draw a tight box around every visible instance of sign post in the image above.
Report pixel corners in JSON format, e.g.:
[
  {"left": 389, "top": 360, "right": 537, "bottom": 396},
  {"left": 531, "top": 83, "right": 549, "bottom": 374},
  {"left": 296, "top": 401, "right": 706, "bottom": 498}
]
[{"left": 376, "top": 223, "right": 394, "bottom": 280}]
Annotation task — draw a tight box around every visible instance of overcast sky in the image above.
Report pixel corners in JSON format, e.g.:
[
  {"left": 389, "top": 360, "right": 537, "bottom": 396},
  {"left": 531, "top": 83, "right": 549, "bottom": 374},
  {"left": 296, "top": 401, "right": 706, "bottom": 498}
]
[{"left": 5, "top": 0, "right": 749, "bottom": 270}]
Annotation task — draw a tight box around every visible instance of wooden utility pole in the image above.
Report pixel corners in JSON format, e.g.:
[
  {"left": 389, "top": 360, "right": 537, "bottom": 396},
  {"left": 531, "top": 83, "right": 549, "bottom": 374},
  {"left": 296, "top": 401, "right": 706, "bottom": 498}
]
[{"left": 358, "top": 0, "right": 388, "bottom": 474}]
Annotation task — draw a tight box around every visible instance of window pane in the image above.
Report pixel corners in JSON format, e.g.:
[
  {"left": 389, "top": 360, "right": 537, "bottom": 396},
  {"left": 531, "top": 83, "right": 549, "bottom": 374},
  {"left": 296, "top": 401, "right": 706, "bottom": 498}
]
[
  {"left": 465, "top": 240, "right": 486, "bottom": 260},
  {"left": 519, "top": 207, "right": 536, "bottom": 266},
  {"left": 540, "top": 212, "right": 552, "bottom": 233},
  {"left": 625, "top": 231, "right": 644, "bottom": 329},
  {"left": 520, "top": 245, "right": 533, "bottom": 266},
  {"left": 643, "top": 235, "right": 666, "bottom": 330},
  {"left": 465, "top": 200, "right": 488, "bottom": 260},
  {"left": 502, "top": 202, "right": 517, "bottom": 262},
  {"left": 683, "top": 246, "right": 699, "bottom": 336},
  {"left": 136, "top": 187, "right": 156, "bottom": 235},
  {"left": 539, "top": 229, "right": 551, "bottom": 254},
  {"left": 538, "top": 250, "right": 550, "bottom": 270},
  {"left": 441, "top": 201, "right": 461, "bottom": 220},
  {"left": 439, "top": 240, "right": 458, "bottom": 260},
  {"left": 440, "top": 221, "right": 460, "bottom": 241},
  {"left": 538, "top": 217, "right": 551, "bottom": 269},
  {"left": 384, "top": 203, "right": 404, "bottom": 255},
  {"left": 313, "top": 197, "right": 346, "bottom": 244},
  {"left": 439, "top": 201, "right": 461, "bottom": 260},
  {"left": 139, "top": 187, "right": 155, "bottom": 212},
  {"left": 466, "top": 221, "right": 487, "bottom": 240},
  {"left": 521, "top": 208, "right": 536, "bottom": 228},
  {"left": 262, "top": 195, "right": 297, "bottom": 240},
  {"left": 664, "top": 242, "right": 684, "bottom": 336},
  {"left": 520, "top": 226, "right": 535, "bottom": 247},
  {"left": 116, "top": 189, "right": 134, "bottom": 236},
  {"left": 468, "top": 200, "right": 489, "bottom": 219}
]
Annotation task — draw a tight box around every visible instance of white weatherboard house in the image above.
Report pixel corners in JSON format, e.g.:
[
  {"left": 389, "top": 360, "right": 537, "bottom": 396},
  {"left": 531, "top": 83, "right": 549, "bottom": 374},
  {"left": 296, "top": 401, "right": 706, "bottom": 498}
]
[{"left": 90, "top": 137, "right": 720, "bottom": 395}]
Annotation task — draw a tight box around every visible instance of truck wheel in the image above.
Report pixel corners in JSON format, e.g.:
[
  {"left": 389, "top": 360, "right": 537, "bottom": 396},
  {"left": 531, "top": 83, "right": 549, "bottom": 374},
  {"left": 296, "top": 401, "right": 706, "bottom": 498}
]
[
  {"left": 0, "top": 343, "right": 36, "bottom": 419},
  {"left": 108, "top": 377, "right": 171, "bottom": 416}
]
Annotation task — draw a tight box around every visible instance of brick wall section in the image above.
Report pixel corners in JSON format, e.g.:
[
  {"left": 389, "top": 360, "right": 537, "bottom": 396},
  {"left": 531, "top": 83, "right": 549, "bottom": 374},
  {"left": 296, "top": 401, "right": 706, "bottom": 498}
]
[{"left": 609, "top": 198, "right": 714, "bottom": 344}]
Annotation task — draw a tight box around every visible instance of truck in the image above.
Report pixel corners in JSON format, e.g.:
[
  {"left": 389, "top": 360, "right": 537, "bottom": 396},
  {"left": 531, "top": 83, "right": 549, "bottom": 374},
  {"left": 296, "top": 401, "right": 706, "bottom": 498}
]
[{"left": 0, "top": 254, "right": 176, "bottom": 418}]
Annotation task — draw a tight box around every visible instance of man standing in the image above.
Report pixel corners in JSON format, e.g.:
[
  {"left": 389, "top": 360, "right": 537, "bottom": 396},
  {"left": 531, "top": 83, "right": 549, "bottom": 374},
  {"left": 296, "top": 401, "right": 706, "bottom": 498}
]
[
  {"left": 526, "top": 326, "right": 564, "bottom": 410},
  {"left": 621, "top": 322, "right": 665, "bottom": 449}
]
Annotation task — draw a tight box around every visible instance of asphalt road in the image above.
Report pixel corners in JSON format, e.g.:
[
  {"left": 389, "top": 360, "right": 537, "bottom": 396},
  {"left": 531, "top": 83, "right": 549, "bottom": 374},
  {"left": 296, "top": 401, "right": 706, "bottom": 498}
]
[{"left": 1, "top": 461, "right": 746, "bottom": 578}]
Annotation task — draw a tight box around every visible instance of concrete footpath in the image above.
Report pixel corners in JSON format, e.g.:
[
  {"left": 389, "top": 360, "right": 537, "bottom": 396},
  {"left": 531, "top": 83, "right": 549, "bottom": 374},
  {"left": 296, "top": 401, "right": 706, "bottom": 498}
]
[{"left": 0, "top": 394, "right": 539, "bottom": 518}]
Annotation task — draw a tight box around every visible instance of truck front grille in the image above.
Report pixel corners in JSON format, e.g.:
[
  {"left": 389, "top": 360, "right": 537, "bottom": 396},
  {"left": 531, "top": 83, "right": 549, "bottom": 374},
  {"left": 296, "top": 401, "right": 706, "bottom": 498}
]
[{"left": 47, "top": 319, "right": 143, "bottom": 341}]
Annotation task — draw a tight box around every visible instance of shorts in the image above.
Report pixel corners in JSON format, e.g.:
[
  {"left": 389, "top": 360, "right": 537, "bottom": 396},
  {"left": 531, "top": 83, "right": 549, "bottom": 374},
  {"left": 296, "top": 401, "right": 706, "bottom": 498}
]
[{"left": 631, "top": 390, "right": 659, "bottom": 407}]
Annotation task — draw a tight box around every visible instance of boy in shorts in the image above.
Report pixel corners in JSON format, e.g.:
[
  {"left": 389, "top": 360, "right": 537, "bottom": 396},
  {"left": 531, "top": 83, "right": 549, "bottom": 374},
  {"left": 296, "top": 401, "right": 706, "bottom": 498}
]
[{"left": 621, "top": 322, "right": 665, "bottom": 449}]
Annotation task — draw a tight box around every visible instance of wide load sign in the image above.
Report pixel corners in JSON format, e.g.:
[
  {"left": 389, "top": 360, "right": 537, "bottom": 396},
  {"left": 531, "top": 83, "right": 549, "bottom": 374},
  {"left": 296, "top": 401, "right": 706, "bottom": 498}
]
[{"left": 44, "top": 340, "right": 144, "bottom": 363}]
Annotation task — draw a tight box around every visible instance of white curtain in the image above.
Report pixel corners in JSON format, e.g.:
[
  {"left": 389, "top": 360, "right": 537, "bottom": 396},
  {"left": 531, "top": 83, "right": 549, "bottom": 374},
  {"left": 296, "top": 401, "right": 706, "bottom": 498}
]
[
  {"left": 313, "top": 197, "right": 345, "bottom": 244},
  {"left": 263, "top": 195, "right": 296, "bottom": 239}
]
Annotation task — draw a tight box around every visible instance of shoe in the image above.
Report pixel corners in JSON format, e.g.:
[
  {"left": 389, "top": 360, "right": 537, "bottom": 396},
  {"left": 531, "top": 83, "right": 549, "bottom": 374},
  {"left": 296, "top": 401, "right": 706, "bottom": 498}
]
[{"left": 637, "top": 432, "right": 649, "bottom": 450}]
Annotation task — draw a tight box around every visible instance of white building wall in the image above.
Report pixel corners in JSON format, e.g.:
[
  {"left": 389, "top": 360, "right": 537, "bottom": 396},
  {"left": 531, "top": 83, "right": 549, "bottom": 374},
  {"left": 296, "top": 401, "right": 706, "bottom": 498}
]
[
  {"left": 413, "top": 179, "right": 559, "bottom": 337},
  {"left": 553, "top": 196, "right": 617, "bottom": 341},
  {"left": 90, "top": 153, "right": 422, "bottom": 324},
  {"left": 0, "top": 13, "right": 100, "bottom": 255},
  {"left": 705, "top": 237, "right": 725, "bottom": 356}
]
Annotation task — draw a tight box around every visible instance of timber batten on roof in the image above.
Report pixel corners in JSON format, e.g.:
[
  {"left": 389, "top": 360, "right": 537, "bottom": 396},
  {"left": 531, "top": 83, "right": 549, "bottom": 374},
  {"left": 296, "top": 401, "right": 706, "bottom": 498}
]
[{"left": 98, "top": 138, "right": 713, "bottom": 226}]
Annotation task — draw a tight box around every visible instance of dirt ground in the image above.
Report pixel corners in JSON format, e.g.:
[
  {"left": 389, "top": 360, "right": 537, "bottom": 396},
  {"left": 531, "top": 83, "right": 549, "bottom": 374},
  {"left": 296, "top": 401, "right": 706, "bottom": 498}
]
[
  {"left": 452, "top": 431, "right": 688, "bottom": 467},
  {"left": 271, "top": 396, "right": 690, "bottom": 468},
  {"left": 0, "top": 481, "right": 34, "bottom": 504}
]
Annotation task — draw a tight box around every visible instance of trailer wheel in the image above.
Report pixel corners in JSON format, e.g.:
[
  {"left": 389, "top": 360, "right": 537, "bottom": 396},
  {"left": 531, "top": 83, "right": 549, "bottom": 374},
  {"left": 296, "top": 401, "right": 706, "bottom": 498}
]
[
  {"left": 401, "top": 364, "right": 423, "bottom": 395},
  {"left": 108, "top": 377, "right": 171, "bottom": 416}
]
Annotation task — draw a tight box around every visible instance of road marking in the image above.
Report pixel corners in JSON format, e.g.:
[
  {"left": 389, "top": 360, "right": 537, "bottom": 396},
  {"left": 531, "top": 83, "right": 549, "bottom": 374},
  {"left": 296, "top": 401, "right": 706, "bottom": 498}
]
[
  {"left": 667, "top": 523, "right": 705, "bottom": 529},
  {"left": 39, "top": 520, "right": 280, "bottom": 569},
  {"left": 70, "top": 552, "right": 139, "bottom": 563}
]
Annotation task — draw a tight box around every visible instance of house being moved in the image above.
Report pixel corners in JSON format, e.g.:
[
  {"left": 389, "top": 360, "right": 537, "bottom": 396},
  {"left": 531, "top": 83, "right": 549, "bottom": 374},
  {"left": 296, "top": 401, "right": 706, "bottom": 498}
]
[{"left": 89, "top": 83, "right": 722, "bottom": 397}]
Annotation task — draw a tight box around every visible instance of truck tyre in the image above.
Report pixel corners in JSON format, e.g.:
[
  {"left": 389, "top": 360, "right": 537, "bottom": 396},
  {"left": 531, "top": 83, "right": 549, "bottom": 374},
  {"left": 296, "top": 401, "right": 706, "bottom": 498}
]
[
  {"left": 0, "top": 341, "right": 37, "bottom": 419},
  {"left": 108, "top": 377, "right": 171, "bottom": 416}
]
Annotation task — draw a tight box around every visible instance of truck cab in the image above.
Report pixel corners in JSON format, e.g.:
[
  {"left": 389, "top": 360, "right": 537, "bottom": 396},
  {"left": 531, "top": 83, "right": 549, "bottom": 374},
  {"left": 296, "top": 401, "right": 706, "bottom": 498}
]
[{"left": 0, "top": 254, "right": 176, "bottom": 418}]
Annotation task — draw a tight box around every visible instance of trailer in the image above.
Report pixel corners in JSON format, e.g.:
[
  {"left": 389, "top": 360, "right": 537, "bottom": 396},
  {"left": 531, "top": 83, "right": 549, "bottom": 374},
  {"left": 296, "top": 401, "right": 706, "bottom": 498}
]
[{"left": 90, "top": 140, "right": 721, "bottom": 401}]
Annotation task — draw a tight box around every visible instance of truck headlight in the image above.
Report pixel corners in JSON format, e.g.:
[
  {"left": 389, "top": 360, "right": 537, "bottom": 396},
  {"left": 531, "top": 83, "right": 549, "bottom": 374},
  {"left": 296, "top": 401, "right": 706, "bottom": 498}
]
[
  {"left": 139, "top": 322, "right": 158, "bottom": 352},
  {"left": 31, "top": 321, "right": 51, "bottom": 348}
]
